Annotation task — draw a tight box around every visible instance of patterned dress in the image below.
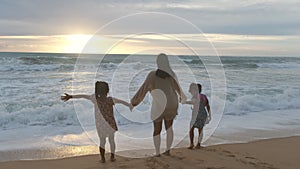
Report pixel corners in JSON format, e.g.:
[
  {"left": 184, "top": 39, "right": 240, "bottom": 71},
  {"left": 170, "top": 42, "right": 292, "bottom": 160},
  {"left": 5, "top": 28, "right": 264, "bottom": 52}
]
[
  {"left": 190, "top": 94, "right": 208, "bottom": 129},
  {"left": 90, "top": 94, "right": 117, "bottom": 137}
]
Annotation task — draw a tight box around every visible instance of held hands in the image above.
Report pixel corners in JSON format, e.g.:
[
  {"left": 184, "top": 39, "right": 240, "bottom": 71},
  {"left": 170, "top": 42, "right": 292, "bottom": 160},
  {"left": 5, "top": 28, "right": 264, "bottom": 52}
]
[
  {"left": 181, "top": 99, "right": 187, "bottom": 104},
  {"left": 61, "top": 93, "right": 72, "bottom": 102},
  {"left": 129, "top": 104, "right": 134, "bottom": 112},
  {"left": 180, "top": 96, "right": 187, "bottom": 104}
]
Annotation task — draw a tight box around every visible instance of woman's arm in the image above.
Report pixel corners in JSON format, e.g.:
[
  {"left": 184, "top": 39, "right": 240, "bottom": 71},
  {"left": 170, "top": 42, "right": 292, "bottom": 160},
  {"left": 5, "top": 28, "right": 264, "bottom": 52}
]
[
  {"left": 131, "top": 72, "right": 153, "bottom": 106},
  {"left": 61, "top": 93, "right": 91, "bottom": 102},
  {"left": 172, "top": 77, "right": 187, "bottom": 103},
  {"left": 112, "top": 98, "right": 133, "bottom": 111}
]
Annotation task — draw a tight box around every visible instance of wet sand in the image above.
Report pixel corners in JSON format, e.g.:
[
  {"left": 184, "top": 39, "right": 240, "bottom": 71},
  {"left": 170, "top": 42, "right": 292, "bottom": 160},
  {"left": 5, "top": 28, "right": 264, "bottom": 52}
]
[{"left": 0, "top": 136, "right": 299, "bottom": 169}]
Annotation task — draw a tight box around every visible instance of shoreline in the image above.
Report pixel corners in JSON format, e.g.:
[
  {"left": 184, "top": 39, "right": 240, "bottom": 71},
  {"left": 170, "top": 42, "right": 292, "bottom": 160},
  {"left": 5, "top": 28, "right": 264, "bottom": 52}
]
[
  {"left": 1, "top": 136, "right": 299, "bottom": 169},
  {"left": 1, "top": 129, "right": 298, "bottom": 162},
  {"left": 1, "top": 108, "right": 299, "bottom": 160}
]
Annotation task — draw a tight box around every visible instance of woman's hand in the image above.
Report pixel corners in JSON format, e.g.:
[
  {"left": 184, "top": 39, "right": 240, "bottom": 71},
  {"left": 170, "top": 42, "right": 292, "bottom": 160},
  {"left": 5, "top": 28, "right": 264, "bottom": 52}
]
[
  {"left": 181, "top": 99, "right": 186, "bottom": 104},
  {"left": 61, "top": 93, "right": 72, "bottom": 102},
  {"left": 129, "top": 104, "right": 134, "bottom": 111},
  {"left": 180, "top": 95, "right": 187, "bottom": 104}
]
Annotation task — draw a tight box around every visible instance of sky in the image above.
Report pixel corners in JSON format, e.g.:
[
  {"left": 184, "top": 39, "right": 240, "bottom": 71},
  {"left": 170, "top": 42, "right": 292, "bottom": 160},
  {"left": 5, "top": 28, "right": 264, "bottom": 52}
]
[{"left": 0, "top": 0, "right": 299, "bottom": 56}]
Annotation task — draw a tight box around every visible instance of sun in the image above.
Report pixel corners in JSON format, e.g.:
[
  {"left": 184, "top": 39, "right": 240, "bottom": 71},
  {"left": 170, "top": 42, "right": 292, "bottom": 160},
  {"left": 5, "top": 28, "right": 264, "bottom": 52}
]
[{"left": 63, "top": 34, "right": 92, "bottom": 53}]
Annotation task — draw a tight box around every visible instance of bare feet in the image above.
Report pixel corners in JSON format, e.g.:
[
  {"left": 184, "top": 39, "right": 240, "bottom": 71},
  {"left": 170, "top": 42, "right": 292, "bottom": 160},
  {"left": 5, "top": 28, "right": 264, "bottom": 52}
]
[
  {"left": 195, "top": 143, "right": 203, "bottom": 149},
  {"left": 188, "top": 144, "right": 194, "bottom": 149},
  {"left": 110, "top": 154, "right": 116, "bottom": 162},
  {"left": 100, "top": 157, "right": 106, "bottom": 163},
  {"left": 99, "top": 147, "right": 105, "bottom": 163},
  {"left": 163, "top": 150, "right": 171, "bottom": 156}
]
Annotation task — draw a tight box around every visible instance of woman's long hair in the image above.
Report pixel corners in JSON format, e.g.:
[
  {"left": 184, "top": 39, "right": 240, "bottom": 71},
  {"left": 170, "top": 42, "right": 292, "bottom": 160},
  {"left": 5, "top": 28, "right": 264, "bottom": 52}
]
[
  {"left": 155, "top": 53, "right": 175, "bottom": 79},
  {"left": 156, "top": 69, "right": 170, "bottom": 78},
  {"left": 155, "top": 53, "right": 186, "bottom": 101}
]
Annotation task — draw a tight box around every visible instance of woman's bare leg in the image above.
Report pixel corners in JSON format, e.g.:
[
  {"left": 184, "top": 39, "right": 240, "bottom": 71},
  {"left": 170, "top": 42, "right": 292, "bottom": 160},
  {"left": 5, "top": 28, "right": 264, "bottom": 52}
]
[
  {"left": 153, "top": 121, "right": 162, "bottom": 156},
  {"left": 164, "top": 119, "right": 174, "bottom": 155}
]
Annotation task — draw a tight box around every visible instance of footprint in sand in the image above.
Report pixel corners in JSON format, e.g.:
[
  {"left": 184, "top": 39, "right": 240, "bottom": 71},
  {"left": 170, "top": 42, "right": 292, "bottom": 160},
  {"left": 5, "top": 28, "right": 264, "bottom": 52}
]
[
  {"left": 145, "top": 157, "right": 171, "bottom": 169},
  {"left": 196, "top": 158, "right": 205, "bottom": 163},
  {"left": 236, "top": 158, "right": 277, "bottom": 169},
  {"left": 204, "top": 148, "right": 217, "bottom": 152},
  {"left": 245, "top": 156, "right": 256, "bottom": 160},
  {"left": 172, "top": 152, "right": 186, "bottom": 160},
  {"left": 222, "top": 150, "right": 231, "bottom": 153},
  {"left": 226, "top": 154, "right": 236, "bottom": 157},
  {"left": 218, "top": 150, "right": 237, "bottom": 158},
  {"left": 117, "top": 164, "right": 128, "bottom": 169}
]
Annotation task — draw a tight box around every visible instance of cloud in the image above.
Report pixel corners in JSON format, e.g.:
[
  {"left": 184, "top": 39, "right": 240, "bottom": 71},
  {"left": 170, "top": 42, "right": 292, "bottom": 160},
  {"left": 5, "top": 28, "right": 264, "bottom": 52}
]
[
  {"left": 152, "top": 1, "right": 300, "bottom": 35},
  {"left": 0, "top": 0, "right": 299, "bottom": 56},
  {"left": 0, "top": 0, "right": 299, "bottom": 36},
  {"left": 0, "top": 0, "right": 129, "bottom": 35}
]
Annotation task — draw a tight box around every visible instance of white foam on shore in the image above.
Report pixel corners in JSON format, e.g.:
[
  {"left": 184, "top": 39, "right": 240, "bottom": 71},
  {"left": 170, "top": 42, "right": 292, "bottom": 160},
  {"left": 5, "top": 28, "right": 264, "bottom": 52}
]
[
  {"left": 204, "top": 108, "right": 300, "bottom": 146},
  {"left": 0, "top": 108, "right": 299, "bottom": 161}
]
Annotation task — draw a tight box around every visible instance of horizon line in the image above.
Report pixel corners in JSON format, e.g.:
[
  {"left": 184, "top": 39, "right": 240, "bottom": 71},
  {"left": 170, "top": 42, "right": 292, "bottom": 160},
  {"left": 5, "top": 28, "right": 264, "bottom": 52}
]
[{"left": 0, "top": 51, "right": 298, "bottom": 58}]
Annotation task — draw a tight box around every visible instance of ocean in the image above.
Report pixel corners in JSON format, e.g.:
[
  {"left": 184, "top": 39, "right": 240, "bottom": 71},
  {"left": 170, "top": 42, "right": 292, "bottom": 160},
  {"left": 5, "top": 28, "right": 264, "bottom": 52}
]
[{"left": 0, "top": 52, "right": 300, "bottom": 160}]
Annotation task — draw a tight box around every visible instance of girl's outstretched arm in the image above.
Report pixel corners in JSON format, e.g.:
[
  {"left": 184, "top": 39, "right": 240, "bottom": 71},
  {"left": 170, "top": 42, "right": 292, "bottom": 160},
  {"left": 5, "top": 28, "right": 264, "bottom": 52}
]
[
  {"left": 183, "top": 100, "right": 194, "bottom": 105},
  {"left": 61, "top": 93, "right": 91, "bottom": 102},
  {"left": 205, "top": 98, "right": 211, "bottom": 123},
  {"left": 183, "top": 97, "right": 199, "bottom": 114},
  {"left": 206, "top": 101, "right": 211, "bottom": 117},
  {"left": 112, "top": 97, "right": 134, "bottom": 111},
  {"left": 182, "top": 96, "right": 198, "bottom": 105}
]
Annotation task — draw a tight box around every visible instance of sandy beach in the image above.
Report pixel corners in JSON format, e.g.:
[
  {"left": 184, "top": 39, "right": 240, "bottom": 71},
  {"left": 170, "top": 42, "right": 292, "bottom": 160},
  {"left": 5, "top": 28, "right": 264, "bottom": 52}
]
[{"left": 0, "top": 136, "right": 299, "bottom": 169}]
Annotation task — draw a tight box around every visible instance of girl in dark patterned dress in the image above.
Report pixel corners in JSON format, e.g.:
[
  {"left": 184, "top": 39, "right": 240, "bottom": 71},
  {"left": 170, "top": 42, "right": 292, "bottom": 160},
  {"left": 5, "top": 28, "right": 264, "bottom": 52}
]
[
  {"left": 184, "top": 83, "right": 211, "bottom": 149},
  {"left": 61, "top": 81, "right": 133, "bottom": 163}
]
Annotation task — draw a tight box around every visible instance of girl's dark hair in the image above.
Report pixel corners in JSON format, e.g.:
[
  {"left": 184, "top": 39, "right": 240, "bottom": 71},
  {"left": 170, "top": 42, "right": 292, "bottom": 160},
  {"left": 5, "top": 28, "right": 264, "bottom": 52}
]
[
  {"left": 197, "top": 83, "right": 202, "bottom": 93},
  {"left": 156, "top": 69, "right": 171, "bottom": 79},
  {"left": 95, "top": 81, "right": 109, "bottom": 97}
]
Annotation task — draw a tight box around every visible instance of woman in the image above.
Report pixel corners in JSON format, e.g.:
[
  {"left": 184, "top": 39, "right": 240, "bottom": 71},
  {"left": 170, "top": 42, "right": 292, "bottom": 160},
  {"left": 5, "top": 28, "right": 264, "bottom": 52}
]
[{"left": 131, "top": 53, "right": 186, "bottom": 156}]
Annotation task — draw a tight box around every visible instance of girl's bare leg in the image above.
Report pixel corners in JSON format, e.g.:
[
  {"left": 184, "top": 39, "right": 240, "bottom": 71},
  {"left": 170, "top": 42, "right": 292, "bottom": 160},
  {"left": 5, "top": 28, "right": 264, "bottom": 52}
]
[
  {"left": 99, "top": 137, "right": 106, "bottom": 163},
  {"left": 153, "top": 121, "right": 162, "bottom": 156},
  {"left": 188, "top": 126, "right": 195, "bottom": 149},
  {"left": 195, "top": 128, "right": 203, "bottom": 149},
  {"left": 164, "top": 119, "right": 174, "bottom": 155},
  {"left": 108, "top": 134, "right": 116, "bottom": 161}
]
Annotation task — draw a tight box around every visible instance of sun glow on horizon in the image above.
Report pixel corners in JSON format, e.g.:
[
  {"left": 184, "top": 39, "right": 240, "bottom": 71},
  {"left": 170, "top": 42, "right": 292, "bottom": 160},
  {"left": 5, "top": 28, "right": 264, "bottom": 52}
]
[
  {"left": 63, "top": 34, "right": 93, "bottom": 53},
  {"left": 0, "top": 33, "right": 300, "bottom": 56}
]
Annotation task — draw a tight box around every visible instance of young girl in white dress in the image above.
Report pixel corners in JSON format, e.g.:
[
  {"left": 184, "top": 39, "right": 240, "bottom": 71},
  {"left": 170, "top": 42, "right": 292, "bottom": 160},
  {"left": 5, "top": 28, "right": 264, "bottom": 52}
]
[{"left": 61, "top": 81, "right": 133, "bottom": 163}]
